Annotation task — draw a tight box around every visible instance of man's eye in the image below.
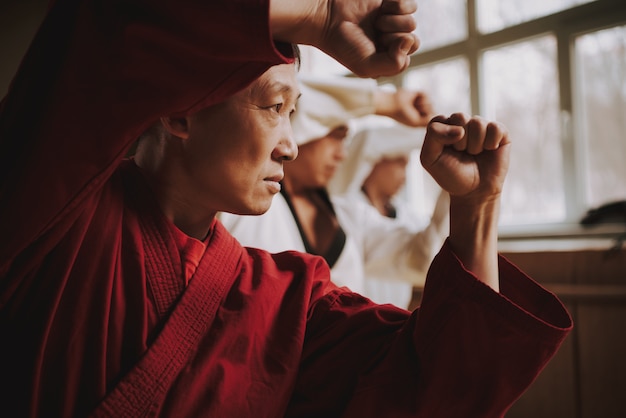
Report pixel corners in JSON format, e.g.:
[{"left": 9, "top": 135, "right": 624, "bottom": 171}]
[{"left": 273, "top": 103, "right": 283, "bottom": 113}]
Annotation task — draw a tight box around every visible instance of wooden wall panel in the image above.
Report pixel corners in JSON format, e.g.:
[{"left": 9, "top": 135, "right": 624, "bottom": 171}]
[{"left": 576, "top": 303, "right": 626, "bottom": 418}]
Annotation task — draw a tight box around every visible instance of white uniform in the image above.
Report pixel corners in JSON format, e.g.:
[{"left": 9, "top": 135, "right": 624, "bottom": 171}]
[
  {"left": 341, "top": 190, "right": 422, "bottom": 307},
  {"left": 219, "top": 189, "right": 447, "bottom": 308},
  {"left": 330, "top": 124, "right": 450, "bottom": 307}
]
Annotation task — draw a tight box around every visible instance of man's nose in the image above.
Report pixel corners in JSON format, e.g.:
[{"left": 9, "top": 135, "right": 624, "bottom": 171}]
[
  {"left": 273, "top": 135, "right": 298, "bottom": 161},
  {"left": 336, "top": 144, "right": 347, "bottom": 161}
]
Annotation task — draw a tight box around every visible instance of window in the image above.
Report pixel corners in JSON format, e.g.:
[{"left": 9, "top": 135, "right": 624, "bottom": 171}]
[
  {"left": 476, "top": 0, "right": 595, "bottom": 33},
  {"left": 413, "top": 0, "right": 468, "bottom": 52},
  {"left": 482, "top": 36, "right": 565, "bottom": 225},
  {"left": 295, "top": 0, "right": 625, "bottom": 241},
  {"left": 405, "top": 0, "right": 626, "bottom": 237},
  {"left": 404, "top": 58, "right": 471, "bottom": 117},
  {"left": 575, "top": 25, "right": 626, "bottom": 209}
]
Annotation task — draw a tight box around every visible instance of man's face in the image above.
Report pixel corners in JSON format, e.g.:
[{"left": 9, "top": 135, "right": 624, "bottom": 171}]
[
  {"left": 365, "top": 155, "right": 409, "bottom": 198},
  {"left": 183, "top": 63, "right": 300, "bottom": 215},
  {"left": 284, "top": 125, "right": 349, "bottom": 189}
]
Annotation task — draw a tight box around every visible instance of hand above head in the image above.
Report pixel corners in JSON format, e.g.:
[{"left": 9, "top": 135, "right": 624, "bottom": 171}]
[
  {"left": 375, "top": 89, "right": 434, "bottom": 127},
  {"left": 270, "top": 0, "right": 420, "bottom": 78}
]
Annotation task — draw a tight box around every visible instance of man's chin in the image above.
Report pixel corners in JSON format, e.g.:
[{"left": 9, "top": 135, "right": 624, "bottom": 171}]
[
  {"left": 245, "top": 209, "right": 269, "bottom": 216},
  {"left": 228, "top": 203, "right": 272, "bottom": 217}
]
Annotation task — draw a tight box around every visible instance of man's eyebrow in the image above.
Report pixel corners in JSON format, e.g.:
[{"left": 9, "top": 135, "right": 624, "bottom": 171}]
[
  {"left": 270, "top": 81, "right": 294, "bottom": 93},
  {"left": 255, "top": 80, "right": 300, "bottom": 98},
  {"left": 272, "top": 83, "right": 302, "bottom": 100}
]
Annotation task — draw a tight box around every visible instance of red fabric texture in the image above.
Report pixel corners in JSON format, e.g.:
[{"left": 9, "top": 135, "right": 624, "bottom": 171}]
[{"left": 0, "top": 0, "right": 572, "bottom": 417}]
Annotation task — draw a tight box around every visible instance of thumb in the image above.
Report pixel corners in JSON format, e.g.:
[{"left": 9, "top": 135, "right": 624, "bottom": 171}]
[{"left": 420, "top": 119, "right": 465, "bottom": 167}]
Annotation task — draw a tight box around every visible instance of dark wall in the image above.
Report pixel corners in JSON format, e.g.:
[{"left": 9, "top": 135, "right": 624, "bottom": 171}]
[{"left": 0, "top": 0, "right": 48, "bottom": 97}]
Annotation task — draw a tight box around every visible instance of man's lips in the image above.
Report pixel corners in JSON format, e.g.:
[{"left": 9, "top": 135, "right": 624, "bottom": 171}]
[
  {"left": 264, "top": 174, "right": 284, "bottom": 183},
  {"left": 264, "top": 173, "right": 284, "bottom": 193}
]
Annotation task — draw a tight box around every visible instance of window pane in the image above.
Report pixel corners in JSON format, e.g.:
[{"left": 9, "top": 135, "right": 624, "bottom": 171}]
[
  {"left": 414, "top": 0, "right": 467, "bottom": 52},
  {"left": 404, "top": 58, "right": 471, "bottom": 116},
  {"left": 576, "top": 25, "right": 626, "bottom": 209},
  {"left": 403, "top": 59, "right": 471, "bottom": 218},
  {"left": 483, "top": 36, "right": 565, "bottom": 225},
  {"left": 477, "top": 0, "right": 596, "bottom": 33}
]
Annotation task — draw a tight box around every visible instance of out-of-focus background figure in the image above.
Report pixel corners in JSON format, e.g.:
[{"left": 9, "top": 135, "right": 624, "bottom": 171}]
[
  {"left": 220, "top": 75, "right": 448, "bottom": 308},
  {"left": 329, "top": 125, "right": 449, "bottom": 307}
]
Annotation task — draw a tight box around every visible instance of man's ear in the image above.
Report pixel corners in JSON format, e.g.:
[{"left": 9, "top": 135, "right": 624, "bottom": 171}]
[{"left": 160, "top": 116, "right": 190, "bottom": 139}]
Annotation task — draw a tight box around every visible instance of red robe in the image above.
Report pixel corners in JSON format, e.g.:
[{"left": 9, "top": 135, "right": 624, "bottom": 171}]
[{"left": 0, "top": 0, "right": 572, "bottom": 417}]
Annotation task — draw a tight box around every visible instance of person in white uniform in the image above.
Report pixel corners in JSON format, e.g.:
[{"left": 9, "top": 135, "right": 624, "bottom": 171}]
[
  {"left": 328, "top": 124, "right": 449, "bottom": 307},
  {"left": 219, "top": 75, "right": 441, "bottom": 307}
]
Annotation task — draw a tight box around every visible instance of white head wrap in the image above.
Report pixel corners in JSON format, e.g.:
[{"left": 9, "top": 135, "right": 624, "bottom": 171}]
[
  {"left": 291, "top": 74, "right": 378, "bottom": 145},
  {"left": 328, "top": 123, "right": 426, "bottom": 196}
]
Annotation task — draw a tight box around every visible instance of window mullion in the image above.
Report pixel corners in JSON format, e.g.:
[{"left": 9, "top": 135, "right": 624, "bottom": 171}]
[
  {"left": 557, "top": 29, "right": 582, "bottom": 223},
  {"left": 468, "top": 0, "right": 481, "bottom": 115}
]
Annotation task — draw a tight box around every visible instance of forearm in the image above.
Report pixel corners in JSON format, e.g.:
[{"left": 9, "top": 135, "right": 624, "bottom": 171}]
[
  {"left": 373, "top": 88, "right": 433, "bottom": 127},
  {"left": 448, "top": 197, "right": 500, "bottom": 292},
  {"left": 373, "top": 89, "right": 398, "bottom": 119},
  {"left": 269, "top": 0, "right": 327, "bottom": 44},
  {"left": 271, "top": 0, "right": 418, "bottom": 78}
]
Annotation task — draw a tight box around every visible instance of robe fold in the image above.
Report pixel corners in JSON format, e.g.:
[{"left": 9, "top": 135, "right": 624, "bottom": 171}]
[{"left": 0, "top": 0, "right": 572, "bottom": 417}]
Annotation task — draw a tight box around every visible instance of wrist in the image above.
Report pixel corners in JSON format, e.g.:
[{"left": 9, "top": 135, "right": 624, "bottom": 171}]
[
  {"left": 448, "top": 196, "right": 500, "bottom": 291},
  {"left": 373, "top": 90, "right": 397, "bottom": 118},
  {"left": 449, "top": 196, "right": 500, "bottom": 248}
]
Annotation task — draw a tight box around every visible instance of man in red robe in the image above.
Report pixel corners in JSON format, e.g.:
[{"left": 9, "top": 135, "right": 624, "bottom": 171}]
[{"left": 0, "top": 0, "right": 571, "bottom": 416}]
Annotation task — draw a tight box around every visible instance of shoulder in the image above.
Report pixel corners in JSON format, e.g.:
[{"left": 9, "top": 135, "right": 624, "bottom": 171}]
[{"left": 241, "top": 246, "right": 339, "bottom": 299}]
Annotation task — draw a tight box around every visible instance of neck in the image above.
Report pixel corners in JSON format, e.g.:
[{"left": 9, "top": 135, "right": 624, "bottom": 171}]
[
  {"left": 361, "top": 186, "right": 392, "bottom": 217},
  {"left": 134, "top": 144, "right": 216, "bottom": 241},
  {"left": 282, "top": 174, "right": 311, "bottom": 197}
]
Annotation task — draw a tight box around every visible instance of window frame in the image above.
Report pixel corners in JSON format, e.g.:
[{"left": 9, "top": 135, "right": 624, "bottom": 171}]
[{"left": 379, "top": 0, "right": 626, "bottom": 242}]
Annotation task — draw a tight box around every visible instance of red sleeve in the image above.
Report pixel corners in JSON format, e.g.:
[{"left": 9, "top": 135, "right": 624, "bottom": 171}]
[
  {"left": 0, "top": 0, "right": 293, "bottom": 269},
  {"left": 403, "top": 240, "right": 573, "bottom": 416},
  {"left": 287, "top": 240, "right": 572, "bottom": 417}
]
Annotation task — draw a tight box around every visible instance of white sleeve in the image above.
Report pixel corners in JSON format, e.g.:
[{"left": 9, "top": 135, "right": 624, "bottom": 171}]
[
  {"left": 291, "top": 75, "right": 378, "bottom": 144},
  {"left": 218, "top": 194, "right": 307, "bottom": 254},
  {"left": 333, "top": 193, "right": 449, "bottom": 287}
]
